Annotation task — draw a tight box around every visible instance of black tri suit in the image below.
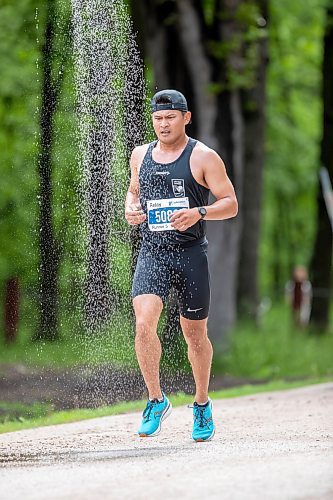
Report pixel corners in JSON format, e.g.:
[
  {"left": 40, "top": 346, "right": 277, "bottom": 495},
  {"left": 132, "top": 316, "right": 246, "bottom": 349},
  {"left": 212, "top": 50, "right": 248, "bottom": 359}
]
[{"left": 132, "top": 137, "right": 210, "bottom": 320}]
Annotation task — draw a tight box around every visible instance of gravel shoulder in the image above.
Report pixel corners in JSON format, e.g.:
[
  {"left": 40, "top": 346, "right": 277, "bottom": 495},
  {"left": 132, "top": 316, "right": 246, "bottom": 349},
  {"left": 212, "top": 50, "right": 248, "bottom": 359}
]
[{"left": 0, "top": 383, "right": 332, "bottom": 500}]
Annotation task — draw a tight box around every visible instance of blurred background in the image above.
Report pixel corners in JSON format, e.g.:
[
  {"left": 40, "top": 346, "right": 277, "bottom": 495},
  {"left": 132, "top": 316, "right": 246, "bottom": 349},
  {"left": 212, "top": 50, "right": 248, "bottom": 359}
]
[{"left": 0, "top": 0, "right": 332, "bottom": 426}]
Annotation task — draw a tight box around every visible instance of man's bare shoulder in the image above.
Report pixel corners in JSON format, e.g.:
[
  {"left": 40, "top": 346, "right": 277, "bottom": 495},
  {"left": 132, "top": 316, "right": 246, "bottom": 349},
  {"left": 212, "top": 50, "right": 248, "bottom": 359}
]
[
  {"left": 131, "top": 143, "right": 150, "bottom": 166},
  {"left": 192, "top": 140, "right": 224, "bottom": 166}
]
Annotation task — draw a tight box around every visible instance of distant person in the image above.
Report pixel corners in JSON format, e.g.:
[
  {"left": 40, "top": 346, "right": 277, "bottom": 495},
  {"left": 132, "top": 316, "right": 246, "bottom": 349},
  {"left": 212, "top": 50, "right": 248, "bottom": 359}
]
[
  {"left": 125, "top": 89, "right": 238, "bottom": 441},
  {"left": 285, "top": 266, "right": 312, "bottom": 327}
]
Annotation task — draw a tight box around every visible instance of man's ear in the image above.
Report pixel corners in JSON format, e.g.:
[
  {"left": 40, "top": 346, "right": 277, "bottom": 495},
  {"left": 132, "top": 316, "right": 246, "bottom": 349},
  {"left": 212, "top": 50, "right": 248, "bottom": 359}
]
[{"left": 185, "top": 111, "right": 192, "bottom": 125}]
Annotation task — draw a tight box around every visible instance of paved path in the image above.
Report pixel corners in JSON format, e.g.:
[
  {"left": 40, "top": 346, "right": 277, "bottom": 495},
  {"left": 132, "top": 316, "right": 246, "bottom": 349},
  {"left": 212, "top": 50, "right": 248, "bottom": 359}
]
[{"left": 0, "top": 383, "right": 332, "bottom": 499}]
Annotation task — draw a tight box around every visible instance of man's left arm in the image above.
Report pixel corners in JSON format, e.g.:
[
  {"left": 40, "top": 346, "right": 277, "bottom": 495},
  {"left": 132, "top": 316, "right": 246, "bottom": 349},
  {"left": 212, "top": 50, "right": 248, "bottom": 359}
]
[{"left": 170, "top": 150, "right": 238, "bottom": 231}]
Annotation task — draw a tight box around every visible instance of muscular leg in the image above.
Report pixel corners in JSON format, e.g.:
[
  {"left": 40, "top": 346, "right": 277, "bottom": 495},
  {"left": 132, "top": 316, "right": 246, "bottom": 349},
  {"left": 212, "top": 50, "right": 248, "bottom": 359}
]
[
  {"left": 180, "top": 316, "right": 213, "bottom": 403},
  {"left": 133, "top": 294, "right": 164, "bottom": 400}
]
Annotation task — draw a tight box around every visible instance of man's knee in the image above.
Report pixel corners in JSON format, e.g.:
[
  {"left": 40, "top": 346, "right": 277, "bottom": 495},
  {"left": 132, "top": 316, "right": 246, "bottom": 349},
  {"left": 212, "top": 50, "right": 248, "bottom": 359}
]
[
  {"left": 133, "top": 294, "right": 163, "bottom": 316},
  {"left": 180, "top": 318, "right": 210, "bottom": 350},
  {"left": 133, "top": 294, "right": 163, "bottom": 338},
  {"left": 181, "top": 317, "right": 207, "bottom": 338},
  {"left": 135, "top": 318, "right": 156, "bottom": 338},
  {"left": 185, "top": 331, "right": 207, "bottom": 351},
  {"left": 184, "top": 328, "right": 209, "bottom": 351}
]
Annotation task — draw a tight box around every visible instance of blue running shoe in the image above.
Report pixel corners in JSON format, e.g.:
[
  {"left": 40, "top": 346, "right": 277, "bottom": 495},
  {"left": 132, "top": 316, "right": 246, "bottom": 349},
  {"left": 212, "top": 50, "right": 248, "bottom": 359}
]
[
  {"left": 138, "top": 394, "right": 172, "bottom": 437},
  {"left": 190, "top": 399, "right": 215, "bottom": 442}
]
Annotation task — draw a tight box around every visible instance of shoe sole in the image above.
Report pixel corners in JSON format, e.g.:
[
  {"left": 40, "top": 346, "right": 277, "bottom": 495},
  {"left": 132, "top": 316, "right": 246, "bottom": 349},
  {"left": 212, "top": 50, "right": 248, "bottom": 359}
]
[
  {"left": 138, "top": 402, "right": 172, "bottom": 438},
  {"left": 192, "top": 428, "right": 215, "bottom": 442}
]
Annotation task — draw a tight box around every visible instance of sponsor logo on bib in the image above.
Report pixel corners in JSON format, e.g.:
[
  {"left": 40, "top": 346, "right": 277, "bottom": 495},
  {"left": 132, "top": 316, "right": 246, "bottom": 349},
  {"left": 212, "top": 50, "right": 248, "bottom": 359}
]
[{"left": 147, "top": 197, "right": 189, "bottom": 231}]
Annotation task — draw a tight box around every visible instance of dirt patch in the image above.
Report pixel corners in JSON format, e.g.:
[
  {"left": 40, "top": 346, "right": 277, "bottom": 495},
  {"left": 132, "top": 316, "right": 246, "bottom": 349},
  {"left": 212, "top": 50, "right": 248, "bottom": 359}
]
[{"left": 0, "top": 362, "right": 264, "bottom": 410}]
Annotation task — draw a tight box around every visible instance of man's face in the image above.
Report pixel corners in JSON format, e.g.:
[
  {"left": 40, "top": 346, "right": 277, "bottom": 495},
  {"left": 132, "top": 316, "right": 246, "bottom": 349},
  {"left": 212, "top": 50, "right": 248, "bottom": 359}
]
[{"left": 152, "top": 109, "right": 191, "bottom": 143}]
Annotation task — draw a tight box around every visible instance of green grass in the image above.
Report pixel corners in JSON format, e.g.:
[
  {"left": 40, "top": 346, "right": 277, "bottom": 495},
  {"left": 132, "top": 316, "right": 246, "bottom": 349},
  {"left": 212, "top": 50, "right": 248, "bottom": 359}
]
[
  {"left": 0, "top": 401, "right": 53, "bottom": 424},
  {"left": 213, "top": 303, "right": 333, "bottom": 380},
  {"left": 0, "top": 306, "right": 138, "bottom": 369},
  {"left": 0, "top": 304, "right": 187, "bottom": 372},
  {"left": 1, "top": 302, "right": 332, "bottom": 381},
  {"left": 0, "top": 376, "right": 331, "bottom": 435}
]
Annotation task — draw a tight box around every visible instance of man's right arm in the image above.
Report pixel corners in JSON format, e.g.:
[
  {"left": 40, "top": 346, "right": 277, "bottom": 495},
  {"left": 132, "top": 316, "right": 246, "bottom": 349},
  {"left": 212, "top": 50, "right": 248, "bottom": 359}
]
[{"left": 125, "top": 146, "right": 147, "bottom": 226}]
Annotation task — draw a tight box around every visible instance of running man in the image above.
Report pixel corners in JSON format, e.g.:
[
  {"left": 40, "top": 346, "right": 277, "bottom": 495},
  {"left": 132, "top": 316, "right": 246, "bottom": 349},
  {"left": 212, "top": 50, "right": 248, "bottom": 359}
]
[{"left": 125, "top": 89, "right": 238, "bottom": 442}]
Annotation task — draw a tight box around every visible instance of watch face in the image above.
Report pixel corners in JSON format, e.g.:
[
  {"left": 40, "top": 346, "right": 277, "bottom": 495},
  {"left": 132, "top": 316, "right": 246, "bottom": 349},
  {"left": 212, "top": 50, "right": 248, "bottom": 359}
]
[{"left": 199, "top": 207, "right": 206, "bottom": 217}]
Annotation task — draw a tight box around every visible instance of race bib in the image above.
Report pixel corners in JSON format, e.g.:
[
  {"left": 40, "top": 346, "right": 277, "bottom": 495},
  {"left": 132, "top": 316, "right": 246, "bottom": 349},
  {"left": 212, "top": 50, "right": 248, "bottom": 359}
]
[{"left": 147, "top": 197, "right": 189, "bottom": 231}]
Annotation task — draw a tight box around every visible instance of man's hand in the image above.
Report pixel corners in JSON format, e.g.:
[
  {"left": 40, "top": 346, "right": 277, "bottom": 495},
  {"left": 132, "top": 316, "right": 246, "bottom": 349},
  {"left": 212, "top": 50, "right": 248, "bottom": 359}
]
[
  {"left": 170, "top": 208, "right": 201, "bottom": 231},
  {"left": 125, "top": 204, "right": 146, "bottom": 226}
]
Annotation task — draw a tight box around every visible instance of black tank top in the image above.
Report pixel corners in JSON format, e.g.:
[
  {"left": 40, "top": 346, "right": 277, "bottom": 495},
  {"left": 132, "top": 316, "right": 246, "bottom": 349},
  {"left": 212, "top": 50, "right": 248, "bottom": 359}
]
[{"left": 139, "top": 137, "right": 209, "bottom": 246}]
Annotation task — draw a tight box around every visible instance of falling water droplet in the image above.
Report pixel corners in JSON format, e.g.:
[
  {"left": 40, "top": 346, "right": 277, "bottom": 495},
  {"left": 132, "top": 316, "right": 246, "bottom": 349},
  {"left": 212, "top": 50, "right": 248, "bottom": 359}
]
[{"left": 70, "top": 0, "right": 149, "bottom": 406}]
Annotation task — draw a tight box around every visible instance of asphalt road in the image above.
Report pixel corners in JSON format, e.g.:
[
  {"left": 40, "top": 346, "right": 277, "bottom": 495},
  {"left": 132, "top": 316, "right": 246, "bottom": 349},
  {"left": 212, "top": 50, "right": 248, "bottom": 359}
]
[{"left": 0, "top": 383, "right": 332, "bottom": 499}]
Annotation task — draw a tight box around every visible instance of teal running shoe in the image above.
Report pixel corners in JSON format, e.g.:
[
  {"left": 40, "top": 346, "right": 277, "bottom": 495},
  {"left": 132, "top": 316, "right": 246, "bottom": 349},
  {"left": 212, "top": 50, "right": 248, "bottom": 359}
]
[
  {"left": 190, "top": 399, "right": 215, "bottom": 442},
  {"left": 138, "top": 394, "right": 172, "bottom": 437}
]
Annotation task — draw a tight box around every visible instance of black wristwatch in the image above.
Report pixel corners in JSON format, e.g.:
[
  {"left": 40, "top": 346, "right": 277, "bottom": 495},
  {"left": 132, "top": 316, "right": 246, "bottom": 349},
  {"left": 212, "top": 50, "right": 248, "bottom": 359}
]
[{"left": 198, "top": 207, "right": 207, "bottom": 219}]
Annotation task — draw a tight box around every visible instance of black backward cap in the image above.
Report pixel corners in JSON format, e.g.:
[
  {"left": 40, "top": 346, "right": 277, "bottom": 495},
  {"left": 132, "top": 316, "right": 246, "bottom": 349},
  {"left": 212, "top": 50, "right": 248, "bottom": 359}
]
[{"left": 151, "top": 89, "right": 188, "bottom": 113}]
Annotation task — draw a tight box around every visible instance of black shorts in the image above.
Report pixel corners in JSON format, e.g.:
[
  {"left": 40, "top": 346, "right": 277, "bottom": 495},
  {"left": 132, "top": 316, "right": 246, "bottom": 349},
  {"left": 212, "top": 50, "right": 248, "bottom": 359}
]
[{"left": 132, "top": 238, "right": 210, "bottom": 320}]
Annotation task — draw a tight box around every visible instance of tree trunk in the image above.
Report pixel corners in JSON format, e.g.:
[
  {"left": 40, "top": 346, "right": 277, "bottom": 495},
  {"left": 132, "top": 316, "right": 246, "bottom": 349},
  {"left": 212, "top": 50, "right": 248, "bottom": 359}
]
[
  {"left": 238, "top": 0, "right": 268, "bottom": 320},
  {"left": 34, "top": 0, "right": 60, "bottom": 341},
  {"left": 127, "top": 0, "right": 147, "bottom": 274},
  {"left": 141, "top": 0, "right": 197, "bottom": 136},
  {"left": 177, "top": 0, "right": 218, "bottom": 148},
  {"left": 208, "top": 88, "right": 244, "bottom": 341},
  {"left": 83, "top": 114, "right": 113, "bottom": 327},
  {"left": 4, "top": 278, "right": 20, "bottom": 344},
  {"left": 177, "top": 0, "right": 244, "bottom": 342},
  {"left": 310, "top": 3, "right": 333, "bottom": 331}
]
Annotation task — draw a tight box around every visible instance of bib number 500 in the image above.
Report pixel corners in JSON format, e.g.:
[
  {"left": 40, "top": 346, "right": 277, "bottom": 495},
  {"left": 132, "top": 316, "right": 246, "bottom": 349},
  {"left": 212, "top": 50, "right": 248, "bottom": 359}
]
[
  {"left": 147, "top": 197, "right": 189, "bottom": 231},
  {"left": 155, "top": 209, "right": 175, "bottom": 224}
]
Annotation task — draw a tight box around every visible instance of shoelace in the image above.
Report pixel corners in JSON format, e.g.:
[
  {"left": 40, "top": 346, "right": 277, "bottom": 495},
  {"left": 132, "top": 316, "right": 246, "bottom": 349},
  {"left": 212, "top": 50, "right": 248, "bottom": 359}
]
[
  {"left": 143, "top": 399, "right": 159, "bottom": 422},
  {"left": 188, "top": 404, "right": 210, "bottom": 429}
]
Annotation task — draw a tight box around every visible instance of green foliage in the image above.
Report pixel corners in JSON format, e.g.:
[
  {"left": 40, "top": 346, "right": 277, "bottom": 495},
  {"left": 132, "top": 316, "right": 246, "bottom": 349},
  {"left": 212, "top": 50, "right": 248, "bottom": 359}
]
[
  {"left": 260, "top": 0, "right": 325, "bottom": 294},
  {"left": 203, "top": 0, "right": 216, "bottom": 26},
  {"left": 0, "top": 0, "right": 39, "bottom": 284},
  {"left": 214, "top": 303, "right": 333, "bottom": 379},
  {"left": 207, "top": 1, "right": 268, "bottom": 90},
  {"left": 0, "top": 400, "right": 53, "bottom": 424}
]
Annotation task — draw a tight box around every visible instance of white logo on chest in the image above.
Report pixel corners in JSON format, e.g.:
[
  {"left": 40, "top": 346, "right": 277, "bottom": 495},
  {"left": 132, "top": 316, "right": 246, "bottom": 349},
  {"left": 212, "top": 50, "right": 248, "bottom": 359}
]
[
  {"left": 154, "top": 171, "right": 170, "bottom": 176},
  {"left": 172, "top": 179, "right": 185, "bottom": 197}
]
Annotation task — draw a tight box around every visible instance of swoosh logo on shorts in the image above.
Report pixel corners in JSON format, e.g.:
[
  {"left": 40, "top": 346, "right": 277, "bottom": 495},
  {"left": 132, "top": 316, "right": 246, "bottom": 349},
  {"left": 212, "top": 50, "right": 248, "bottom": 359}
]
[{"left": 187, "top": 307, "right": 203, "bottom": 313}]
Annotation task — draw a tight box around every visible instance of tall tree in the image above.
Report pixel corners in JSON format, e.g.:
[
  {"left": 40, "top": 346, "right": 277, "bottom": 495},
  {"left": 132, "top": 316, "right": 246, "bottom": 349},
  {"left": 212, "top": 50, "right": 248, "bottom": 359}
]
[
  {"left": 309, "top": 1, "right": 333, "bottom": 331},
  {"left": 34, "top": 0, "right": 70, "bottom": 341},
  {"left": 237, "top": 0, "right": 268, "bottom": 320},
  {"left": 126, "top": 1, "right": 147, "bottom": 274}
]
